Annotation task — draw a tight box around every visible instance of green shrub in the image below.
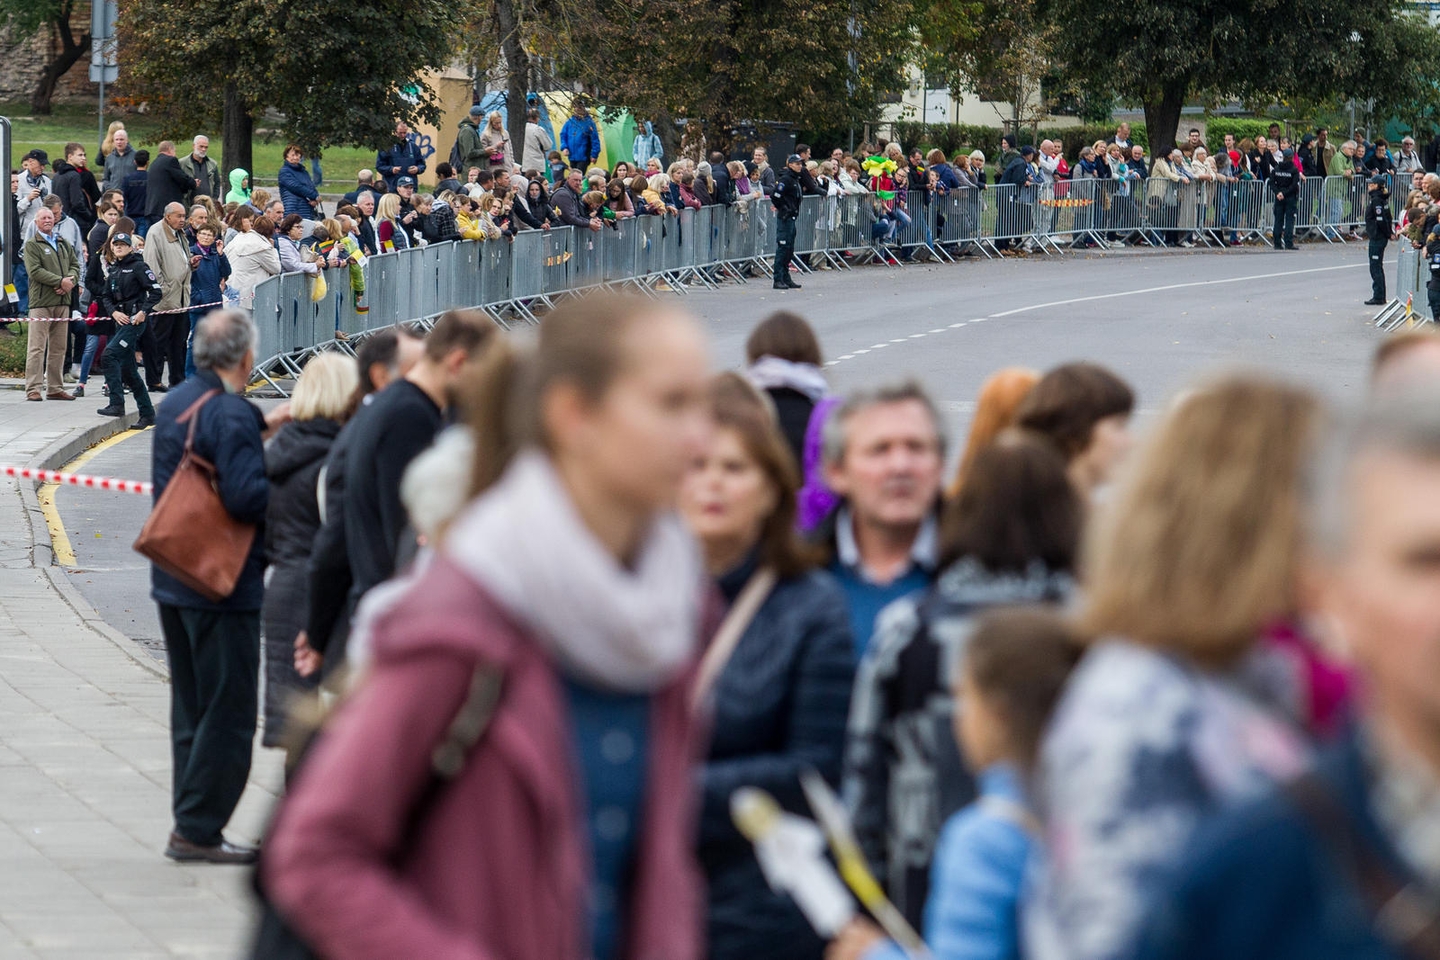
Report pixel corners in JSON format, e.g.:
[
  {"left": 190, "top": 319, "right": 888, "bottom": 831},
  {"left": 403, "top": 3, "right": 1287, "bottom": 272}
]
[{"left": 1204, "top": 118, "right": 1276, "bottom": 154}]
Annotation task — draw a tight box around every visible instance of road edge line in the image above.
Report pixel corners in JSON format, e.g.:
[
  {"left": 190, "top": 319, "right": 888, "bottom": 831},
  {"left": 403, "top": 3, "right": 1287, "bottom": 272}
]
[{"left": 18, "top": 411, "right": 170, "bottom": 679}]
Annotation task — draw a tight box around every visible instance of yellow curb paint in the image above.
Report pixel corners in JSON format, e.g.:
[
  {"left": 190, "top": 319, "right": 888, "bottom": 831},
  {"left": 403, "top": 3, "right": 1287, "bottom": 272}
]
[{"left": 39, "top": 428, "right": 147, "bottom": 568}]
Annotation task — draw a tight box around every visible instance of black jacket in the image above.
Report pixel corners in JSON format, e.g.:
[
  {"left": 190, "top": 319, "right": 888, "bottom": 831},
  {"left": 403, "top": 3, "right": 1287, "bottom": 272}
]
[
  {"left": 418, "top": 203, "right": 461, "bottom": 245},
  {"left": 513, "top": 191, "right": 553, "bottom": 230},
  {"left": 773, "top": 167, "right": 803, "bottom": 220},
  {"left": 122, "top": 169, "right": 149, "bottom": 222},
  {"left": 51, "top": 161, "right": 95, "bottom": 236},
  {"left": 999, "top": 155, "right": 1033, "bottom": 188},
  {"left": 146, "top": 154, "right": 193, "bottom": 220},
  {"left": 712, "top": 166, "right": 733, "bottom": 205},
  {"left": 150, "top": 370, "right": 269, "bottom": 611},
  {"left": 265, "top": 417, "right": 343, "bottom": 570},
  {"left": 99, "top": 251, "right": 163, "bottom": 317},
  {"left": 1269, "top": 157, "right": 1300, "bottom": 202},
  {"left": 1365, "top": 187, "right": 1394, "bottom": 238},
  {"left": 701, "top": 556, "right": 855, "bottom": 960},
  {"left": 306, "top": 380, "right": 443, "bottom": 670}
]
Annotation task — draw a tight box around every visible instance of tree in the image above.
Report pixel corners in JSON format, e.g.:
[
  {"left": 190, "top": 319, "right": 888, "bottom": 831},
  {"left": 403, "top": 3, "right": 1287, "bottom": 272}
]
[
  {"left": 536, "top": 0, "right": 915, "bottom": 152},
  {"left": 116, "top": 0, "right": 466, "bottom": 180},
  {"left": 1039, "top": 0, "right": 1440, "bottom": 157},
  {"left": 0, "top": 0, "right": 91, "bottom": 114}
]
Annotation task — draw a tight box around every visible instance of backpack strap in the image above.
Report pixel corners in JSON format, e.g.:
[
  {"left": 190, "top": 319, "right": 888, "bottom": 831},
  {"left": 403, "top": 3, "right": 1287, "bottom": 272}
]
[{"left": 1284, "top": 772, "right": 1440, "bottom": 960}]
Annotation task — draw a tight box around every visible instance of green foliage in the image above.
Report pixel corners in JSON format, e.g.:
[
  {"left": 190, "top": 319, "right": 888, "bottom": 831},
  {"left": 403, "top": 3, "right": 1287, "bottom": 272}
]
[
  {"left": 1202, "top": 118, "right": 1276, "bottom": 153},
  {"left": 116, "top": 0, "right": 466, "bottom": 153},
  {"left": 548, "top": 0, "right": 915, "bottom": 147},
  {"left": 1042, "top": 0, "right": 1440, "bottom": 155}
]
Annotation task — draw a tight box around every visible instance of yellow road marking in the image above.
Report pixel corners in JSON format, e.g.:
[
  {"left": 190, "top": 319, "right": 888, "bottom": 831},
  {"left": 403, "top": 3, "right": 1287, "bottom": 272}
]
[{"left": 38, "top": 428, "right": 146, "bottom": 567}]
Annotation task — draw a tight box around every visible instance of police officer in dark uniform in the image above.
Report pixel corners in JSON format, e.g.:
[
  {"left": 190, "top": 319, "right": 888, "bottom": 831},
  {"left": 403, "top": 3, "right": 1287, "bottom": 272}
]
[
  {"left": 1269, "top": 144, "right": 1300, "bottom": 250},
  {"left": 772, "top": 153, "right": 804, "bottom": 290},
  {"left": 95, "top": 232, "right": 162, "bottom": 426},
  {"left": 1364, "top": 172, "right": 1394, "bottom": 305}
]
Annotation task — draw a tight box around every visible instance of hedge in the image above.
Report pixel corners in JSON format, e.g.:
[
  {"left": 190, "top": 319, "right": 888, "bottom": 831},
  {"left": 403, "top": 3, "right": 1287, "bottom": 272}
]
[{"left": 1202, "top": 118, "right": 1280, "bottom": 154}]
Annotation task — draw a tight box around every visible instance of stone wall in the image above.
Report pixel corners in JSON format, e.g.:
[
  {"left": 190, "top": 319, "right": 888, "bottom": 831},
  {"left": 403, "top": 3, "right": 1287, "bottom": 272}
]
[{"left": 0, "top": 13, "right": 97, "bottom": 106}]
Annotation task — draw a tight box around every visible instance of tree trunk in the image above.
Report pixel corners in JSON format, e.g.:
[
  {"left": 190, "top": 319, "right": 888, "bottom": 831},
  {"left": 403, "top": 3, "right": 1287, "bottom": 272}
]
[
  {"left": 31, "top": 17, "right": 90, "bottom": 116},
  {"left": 222, "top": 81, "right": 253, "bottom": 186},
  {"left": 1144, "top": 82, "right": 1187, "bottom": 159},
  {"left": 494, "top": 0, "right": 529, "bottom": 153}
]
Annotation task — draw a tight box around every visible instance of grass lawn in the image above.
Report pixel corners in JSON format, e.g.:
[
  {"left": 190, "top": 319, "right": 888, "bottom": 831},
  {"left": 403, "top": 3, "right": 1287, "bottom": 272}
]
[{"left": 2, "top": 103, "right": 380, "bottom": 190}]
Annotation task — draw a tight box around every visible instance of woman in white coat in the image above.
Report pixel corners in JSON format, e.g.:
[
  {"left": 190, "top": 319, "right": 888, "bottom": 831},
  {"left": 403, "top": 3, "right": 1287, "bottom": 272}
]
[{"left": 227, "top": 214, "right": 282, "bottom": 311}]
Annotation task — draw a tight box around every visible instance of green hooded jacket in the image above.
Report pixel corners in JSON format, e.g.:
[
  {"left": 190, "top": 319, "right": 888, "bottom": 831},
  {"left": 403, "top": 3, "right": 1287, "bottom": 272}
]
[{"left": 226, "top": 168, "right": 252, "bottom": 205}]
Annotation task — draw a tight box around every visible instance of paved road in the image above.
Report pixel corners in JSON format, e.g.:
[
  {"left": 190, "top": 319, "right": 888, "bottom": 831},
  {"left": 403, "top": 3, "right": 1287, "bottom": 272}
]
[{"left": 52, "top": 242, "right": 1384, "bottom": 655}]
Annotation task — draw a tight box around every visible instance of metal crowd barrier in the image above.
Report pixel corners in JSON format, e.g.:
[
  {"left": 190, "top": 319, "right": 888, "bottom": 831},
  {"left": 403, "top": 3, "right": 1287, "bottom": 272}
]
[{"left": 247, "top": 174, "right": 1405, "bottom": 389}]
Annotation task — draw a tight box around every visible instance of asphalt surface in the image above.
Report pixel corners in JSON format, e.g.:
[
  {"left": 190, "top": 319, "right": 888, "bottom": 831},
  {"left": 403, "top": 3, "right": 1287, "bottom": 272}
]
[{"left": 54, "top": 240, "right": 1384, "bottom": 655}]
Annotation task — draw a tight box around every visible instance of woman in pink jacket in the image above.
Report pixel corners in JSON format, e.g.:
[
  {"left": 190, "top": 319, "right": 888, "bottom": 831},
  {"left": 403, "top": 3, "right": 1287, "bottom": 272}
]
[{"left": 262, "top": 292, "right": 716, "bottom": 960}]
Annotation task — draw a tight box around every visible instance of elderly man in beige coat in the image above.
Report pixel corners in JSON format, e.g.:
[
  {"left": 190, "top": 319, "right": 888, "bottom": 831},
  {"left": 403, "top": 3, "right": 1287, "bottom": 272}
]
[{"left": 144, "top": 202, "right": 193, "bottom": 389}]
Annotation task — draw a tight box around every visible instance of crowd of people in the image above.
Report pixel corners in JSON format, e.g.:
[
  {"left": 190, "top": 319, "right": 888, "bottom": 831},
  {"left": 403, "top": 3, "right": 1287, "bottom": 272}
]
[
  {"left": 17, "top": 111, "right": 1428, "bottom": 405},
  {"left": 138, "top": 285, "right": 1440, "bottom": 960}
]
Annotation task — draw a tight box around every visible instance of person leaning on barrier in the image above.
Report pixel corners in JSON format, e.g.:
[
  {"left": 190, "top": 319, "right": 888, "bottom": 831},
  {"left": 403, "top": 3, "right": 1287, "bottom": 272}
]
[
  {"left": 771, "top": 154, "right": 804, "bottom": 291},
  {"left": 1424, "top": 220, "right": 1440, "bottom": 320},
  {"left": 1364, "top": 173, "right": 1394, "bottom": 305}
]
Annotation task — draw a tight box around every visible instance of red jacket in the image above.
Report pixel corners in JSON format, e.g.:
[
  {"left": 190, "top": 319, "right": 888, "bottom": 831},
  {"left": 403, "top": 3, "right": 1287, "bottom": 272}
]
[{"left": 262, "top": 555, "right": 707, "bottom": 960}]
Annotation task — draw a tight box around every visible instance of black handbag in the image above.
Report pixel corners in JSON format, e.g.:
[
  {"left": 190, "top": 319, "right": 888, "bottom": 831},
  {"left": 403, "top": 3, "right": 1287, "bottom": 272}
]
[{"left": 246, "top": 668, "right": 503, "bottom": 959}]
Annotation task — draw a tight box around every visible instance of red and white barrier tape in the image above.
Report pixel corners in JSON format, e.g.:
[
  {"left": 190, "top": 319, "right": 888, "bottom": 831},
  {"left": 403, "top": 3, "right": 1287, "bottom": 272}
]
[
  {"left": 2, "top": 464, "right": 152, "bottom": 495},
  {"left": 2, "top": 300, "right": 228, "bottom": 321}
]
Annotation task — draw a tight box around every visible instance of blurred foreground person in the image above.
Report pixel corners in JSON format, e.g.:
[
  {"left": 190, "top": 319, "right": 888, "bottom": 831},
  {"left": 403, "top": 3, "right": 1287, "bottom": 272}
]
[
  {"left": 1025, "top": 376, "right": 1322, "bottom": 960},
  {"left": 946, "top": 368, "right": 1039, "bottom": 498},
  {"left": 845, "top": 432, "right": 1080, "bottom": 929},
  {"left": 1131, "top": 386, "right": 1440, "bottom": 960},
  {"left": 831, "top": 609, "right": 1082, "bottom": 960},
  {"left": 743, "top": 310, "right": 829, "bottom": 469},
  {"left": 818, "top": 383, "right": 946, "bottom": 656},
  {"left": 681, "top": 374, "right": 854, "bottom": 960},
  {"left": 1015, "top": 362, "right": 1134, "bottom": 502},
  {"left": 261, "top": 353, "right": 358, "bottom": 748},
  {"left": 263, "top": 294, "right": 714, "bottom": 960}
]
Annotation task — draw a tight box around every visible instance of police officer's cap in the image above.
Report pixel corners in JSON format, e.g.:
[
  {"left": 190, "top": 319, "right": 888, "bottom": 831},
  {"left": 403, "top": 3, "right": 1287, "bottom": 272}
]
[
  {"left": 1370, "top": 172, "right": 1390, "bottom": 186},
  {"left": 786, "top": 154, "right": 803, "bottom": 165},
  {"left": 110, "top": 232, "right": 133, "bottom": 247}
]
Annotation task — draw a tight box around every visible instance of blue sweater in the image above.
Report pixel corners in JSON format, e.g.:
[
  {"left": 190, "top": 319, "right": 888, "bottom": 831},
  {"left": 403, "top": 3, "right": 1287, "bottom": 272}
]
[
  {"left": 563, "top": 678, "right": 651, "bottom": 960},
  {"left": 867, "top": 765, "right": 1034, "bottom": 960},
  {"left": 829, "top": 560, "right": 932, "bottom": 659}
]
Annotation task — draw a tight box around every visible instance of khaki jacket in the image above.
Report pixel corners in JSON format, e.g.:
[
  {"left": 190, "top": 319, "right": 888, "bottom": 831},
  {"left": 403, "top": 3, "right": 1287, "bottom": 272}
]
[
  {"left": 21, "top": 233, "right": 80, "bottom": 309},
  {"left": 143, "top": 220, "right": 192, "bottom": 313}
]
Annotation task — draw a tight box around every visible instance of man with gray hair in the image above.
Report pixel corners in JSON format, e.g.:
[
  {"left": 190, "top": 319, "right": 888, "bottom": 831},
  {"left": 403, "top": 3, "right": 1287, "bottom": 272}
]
[
  {"left": 144, "top": 201, "right": 193, "bottom": 389},
  {"left": 817, "top": 380, "right": 945, "bottom": 656},
  {"left": 148, "top": 309, "right": 271, "bottom": 864},
  {"left": 1129, "top": 387, "right": 1440, "bottom": 959},
  {"left": 178, "top": 135, "right": 221, "bottom": 205}
]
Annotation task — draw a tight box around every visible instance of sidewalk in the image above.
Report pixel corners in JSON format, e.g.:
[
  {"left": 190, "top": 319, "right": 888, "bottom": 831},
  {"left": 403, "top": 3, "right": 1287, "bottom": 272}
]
[{"left": 0, "top": 381, "right": 283, "bottom": 960}]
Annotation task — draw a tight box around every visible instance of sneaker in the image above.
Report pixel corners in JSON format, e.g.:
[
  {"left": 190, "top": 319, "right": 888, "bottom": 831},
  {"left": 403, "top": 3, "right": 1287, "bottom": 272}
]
[
  {"left": 73, "top": 384, "right": 84, "bottom": 398},
  {"left": 130, "top": 415, "right": 155, "bottom": 430},
  {"left": 96, "top": 405, "right": 125, "bottom": 417},
  {"left": 1181, "top": 241, "right": 1195, "bottom": 248},
  {"left": 1108, "top": 241, "right": 1125, "bottom": 248}
]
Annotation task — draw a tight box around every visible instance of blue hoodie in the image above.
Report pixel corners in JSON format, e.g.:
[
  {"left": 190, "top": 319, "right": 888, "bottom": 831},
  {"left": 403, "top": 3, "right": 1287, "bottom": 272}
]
[
  {"left": 633, "top": 121, "right": 662, "bottom": 167},
  {"left": 561, "top": 113, "right": 601, "bottom": 169}
]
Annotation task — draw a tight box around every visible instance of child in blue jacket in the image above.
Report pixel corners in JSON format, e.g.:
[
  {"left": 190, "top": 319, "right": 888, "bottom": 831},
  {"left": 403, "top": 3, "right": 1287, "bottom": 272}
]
[{"left": 830, "top": 609, "right": 1081, "bottom": 960}]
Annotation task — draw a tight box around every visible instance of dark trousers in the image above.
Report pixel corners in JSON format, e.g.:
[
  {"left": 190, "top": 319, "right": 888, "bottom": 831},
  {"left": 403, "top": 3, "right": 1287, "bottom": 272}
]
[
  {"left": 1370, "top": 236, "right": 1389, "bottom": 300},
  {"left": 103, "top": 321, "right": 155, "bottom": 417},
  {"left": 153, "top": 311, "right": 188, "bottom": 387},
  {"left": 1274, "top": 197, "right": 1297, "bottom": 248},
  {"left": 774, "top": 216, "right": 796, "bottom": 279},
  {"left": 159, "top": 604, "right": 260, "bottom": 847},
  {"left": 140, "top": 320, "right": 162, "bottom": 387},
  {"left": 1428, "top": 284, "right": 1440, "bottom": 319}
]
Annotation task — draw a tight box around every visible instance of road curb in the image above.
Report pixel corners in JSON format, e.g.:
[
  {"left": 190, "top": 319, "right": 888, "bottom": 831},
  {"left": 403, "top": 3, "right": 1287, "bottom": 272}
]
[{"left": 19, "top": 412, "right": 170, "bottom": 680}]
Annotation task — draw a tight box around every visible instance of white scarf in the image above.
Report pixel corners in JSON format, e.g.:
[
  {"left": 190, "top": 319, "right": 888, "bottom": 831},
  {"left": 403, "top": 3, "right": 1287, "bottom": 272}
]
[
  {"left": 445, "top": 449, "right": 702, "bottom": 692},
  {"left": 746, "top": 356, "right": 829, "bottom": 402}
]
